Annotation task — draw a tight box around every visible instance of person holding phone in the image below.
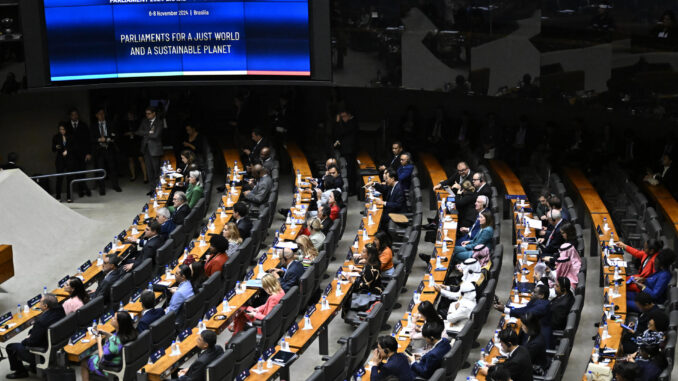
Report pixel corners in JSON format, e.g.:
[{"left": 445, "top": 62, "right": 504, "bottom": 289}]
[
  {"left": 407, "top": 321, "right": 451, "bottom": 378},
  {"left": 81, "top": 311, "right": 138, "bottom": 381}
]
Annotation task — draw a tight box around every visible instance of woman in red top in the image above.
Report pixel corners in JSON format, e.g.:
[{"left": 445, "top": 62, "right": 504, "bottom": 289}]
[
  {"left": 328, "top": 189, "right": 343, "bottom": 221},
  {"left": 204, "top": 235, "right": 229, "bottom": 277},
  {"left": 617, "top": 239, "right": 663, "bottom": 292},
  {"left": 232, "top": 274, "right": 285, "bottom": 333}
]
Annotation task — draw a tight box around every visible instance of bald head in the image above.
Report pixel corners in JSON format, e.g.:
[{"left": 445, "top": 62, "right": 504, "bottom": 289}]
[
  {"left": 260, "top": 147, "right": 271, "bottom": 160},
  {"left": 252, "top": 164, "right": 264, "bottom": 177},
  {"left": 326, "top": 158, "right": 337, "bottom": 169}
]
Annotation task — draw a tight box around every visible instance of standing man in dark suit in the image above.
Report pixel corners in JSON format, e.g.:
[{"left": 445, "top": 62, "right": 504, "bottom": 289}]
[
  {"left": 270, "top": 248, "right": 304, "bottom": 292},
  {"left": 407, "top": 321, "right": 451, "bottom": 379},
  {"left": 171, "top": 191, "right": 191, "bottom": 226},
  {"left": 479, "top": 328, "right": 533, "bottom": 381},
  {"left": 539, "top": 210, "right": 564, "bottom": 256},
  {"left": 6, "top": 294, "right": 66, "bottom": 379},
  {"left": 370, "top": 168, "right": 406, "bottom": 225},
  {"left": 92, "top": 254, "right": 124, "bottom": 304},
  {"left": 136, "top": 106, "right": 164, "bottom": 192},
  {"left": 91, "top": 107, "right": 121, "bottom": 195},
  {"left": 333, "top": 109, "right": 358, "bottom": 195},
  {"left": 233, "top": 202, "right": 252, "bottom": 239},
  {"left": 123, "top": 220, "right": 166, "bottom": 272},
  {"left": 137, "top": 290, "right": 165, "bottom": 333},
  {"left": 433, "top": 161, "right": 472, "bottom": 192},
  {"left": 242, "top": 128, "right": 268, "bottom": 167},
  {"left": 69, "top": 108, "right": 92, "bottom": 197},
  {"left": 378, "top": 141, "right": 404, "bottom": 172},
  {"left": 171, "top": 330, "right": 224, "bottom": 381}
]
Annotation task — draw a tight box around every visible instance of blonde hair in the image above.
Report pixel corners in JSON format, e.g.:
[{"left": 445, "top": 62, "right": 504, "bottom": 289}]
[
  {"left": 461, "top": 180, "right": 475, "bottom": 193},
  {"left": 223, "top": 222, "right": 243, "bottom": 244},
  {"left": 296, "top": 235, "right": 318, "bottom": 260},
  {"left": 308, "top": 217, "right": 322, "bottom": 232},
  {"left": 261, "top": 273, "right": 282, "bottom": 294}
]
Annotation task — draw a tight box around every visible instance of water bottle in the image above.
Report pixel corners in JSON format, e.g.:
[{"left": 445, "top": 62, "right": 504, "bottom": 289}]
[
  {"left": 172, "top": 340, "right": 180, "bottom": 355},
  {"left": 513, "top": 288, "right": 520, "bottom": 304},
  {"left": 257, "top": 356, "right": 264, "bottom": 372},
  {"left": 234, "top": 160, "right": 238, "bottom": 173},
  {"left": 407, "top": 312, "right": 413, "bottom": 328},
  {"left": 587, "top": 371, "right": 593, "bottom": 380},
  {"left": 281, "top": 337, "right": 289, "bottom": 351},
  {"left": 198, "top": 319, "right": 206, "bottom": 333},
  {"left": 304, "top": 314, "right": 312, "bottom": 329},
  {"left": 275, "top": 230, "right": 279, "bottom": 239},
  {"left": 222, "top": 297, "right": 229, "bottom": 312},
  {"left": 322, "top": 295, "right": 329, "bottom": 310},
  {"left": 165, "top": 265, "right": 171, "bottom": 278},
  {"left": 494, "top": 329, "right": 500, "bottom": 343},
  {"left": 603, "top": 321, "right": 608, "bottom": 337},
  {"left": 119, "top": 301, "right": 124, "bottom": 311},
  {"left": 609, "top": 232, "right": 614, "bottom": 246},
  {"left": 147, "top": 282, "right": 153, "bottom": 291},
  {"left": 43, "top": 286, "right": 47, "bottom": 295},
  {"left": 428, "top": 273, "right": 435, "bottom": 287},
  {"left": 480, "top": 349, "right": 485, "bottom": 359},
  {"left": 91, "top": 319, "right": 98, "bottom": 334},
  {"left": 236, "top": 281, "right": 242, "bottom": 294},
  {"left": 16, "top": 304, "right": 22, "bottom": 318}
]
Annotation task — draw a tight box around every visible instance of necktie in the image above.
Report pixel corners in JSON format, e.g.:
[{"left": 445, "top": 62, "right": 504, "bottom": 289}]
[{"left": 99, "top": 121, "right": 105, "bottom": 137}]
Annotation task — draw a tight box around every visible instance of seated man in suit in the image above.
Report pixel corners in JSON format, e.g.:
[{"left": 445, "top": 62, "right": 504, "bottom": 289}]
[
  {"left": 233, "top": 202, "right": 252, "bottom": 239},
  {"left": 369, "top": 167, "right": 406, "bottom": 225},
  {"left": 407, "top": 321, "right": 451, "bottom": 379},
  {"left": 243, "top": 128, "right": 268, "bottom": 167},
  {"left": 269, "top": 248, "right": 304, "bottom": 292},
  {"left": 479, "top": 328, "right": 533, "bottom": 381},
  {"left": 92, "top": 254, "right": 124, "bottom": 304},
  {"left": 137, "top": 290, "right": 165, "bottom": 333},
  {"left": 171, "top": 330, "right": 224, "bottom": 381},
  {"left": 495, "top": 283, "right": 553, "bottom": 349},
  {"left": 243, "top": 164, "right": 273, "bottom": 209},
  {"left": 6, "top": 294, "right": 66, "bottom": 379},
  {"left": 123, "top": 220, "right": 166, "bottom": 272},
  {"left": 156, "top": 207, "right": 176, "bottom": 240},
  {"left": 259, "top": 146, "right": 278, "bottom": 173},
  {"left": 539, "top": 210, "right": 564, "bottom": 257},
  {"left": 644, "top": 153, "right": 678, "bottom": 194},
  {"left": 171, "top": 191, "right": 191, "bottom": 225}
]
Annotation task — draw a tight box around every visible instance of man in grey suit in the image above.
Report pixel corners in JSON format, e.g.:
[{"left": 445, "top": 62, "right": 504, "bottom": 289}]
[
  {"left": 92, "top": 254, "right": 124, "bottom": 305},
  {"left": 243, "top": 164, "right": 272, "bottom": 209},
  {"left": 136, "top": 106, "right": 164, "bottom": 191}
]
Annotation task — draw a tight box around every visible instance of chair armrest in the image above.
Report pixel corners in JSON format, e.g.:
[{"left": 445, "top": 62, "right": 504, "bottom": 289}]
[
  {"left": 357, "top": 312, "right": 368, "bottom": 318},
  {"left": 26, "top": 346, "right": 47, "bottom": 354},
  {"left": 252, "top": 320, "right": 263, "bottom": 327},
  {"left": 337, "top": 337, "right": 348, "bottom": 345},
  {"left": 553, "top": 330, "right": 564, "bottom": 338}
]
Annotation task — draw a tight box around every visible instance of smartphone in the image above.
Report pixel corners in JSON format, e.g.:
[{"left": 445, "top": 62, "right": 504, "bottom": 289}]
[
  {"left": 620, "top": 323, "right": 636, "bottom": 333},
  {"left": 404, "top": 349, "right": 413, "bottom": 356}
]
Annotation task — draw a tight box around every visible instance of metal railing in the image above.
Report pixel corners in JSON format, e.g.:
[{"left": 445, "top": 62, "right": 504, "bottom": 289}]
[{"left": 30, "top": 169, "right": 107, "bottom": 196}]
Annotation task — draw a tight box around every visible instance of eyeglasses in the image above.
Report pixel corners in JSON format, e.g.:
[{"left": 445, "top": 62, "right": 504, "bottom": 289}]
[
  {"left": 472, "top": 178, "right": 481, "bottom": 181},
  {"left": 458, "top": 168, "right": 468, "bottom": 173}
]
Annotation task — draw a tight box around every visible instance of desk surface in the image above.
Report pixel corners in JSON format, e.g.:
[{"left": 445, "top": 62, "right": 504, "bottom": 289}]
[
  {"left": 488, "top": 160, "right": 525, "bottom": 196},
  {"left": 643, "top": 182, "right": 678, "bottom": 227},
  {"left": 418, "top": 153, "right": 448, "bottom": 185}
]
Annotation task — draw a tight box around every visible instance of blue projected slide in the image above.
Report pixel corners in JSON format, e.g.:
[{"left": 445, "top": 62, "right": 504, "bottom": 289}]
[{"left": 42, "top": 0, "right": 311, "bottom": 81}]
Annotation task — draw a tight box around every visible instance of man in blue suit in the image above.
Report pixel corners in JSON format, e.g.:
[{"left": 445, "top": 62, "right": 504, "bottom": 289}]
[
  {"left": 137, "top": 290, "right": 165, "bottom": 332},
  {"left": 408, "top": 321, "right": 451, "bottom": 378},
  {"left": 396, "top": 152, "right": 415, "bottom": 190},
  {"left": 495, "top": 283, "right": 553, "bottom": 348},
  {"left": 271, "top": 248, "right": 305, "bottom": 292},
  {"left": 457, "top": 195, "right": 489, "bottom": 242},
  {"left": 371, "top": 167, "right": 406, "bottom": 225}
]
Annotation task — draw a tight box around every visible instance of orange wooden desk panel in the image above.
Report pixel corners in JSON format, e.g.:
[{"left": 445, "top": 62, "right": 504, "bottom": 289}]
[
  {"left": 65, "top": 321, "right": 115, "bottom": 362},
  {"left": 488, "top": 160, "right": 525, "bottom": 196},
  {"left": 564, "top": 167, "right": 595, "bottom": 190},
  {"left": 222, "top": 148, "right": 241, "bottom": 170},
  {"left": 644, "top": 183, "right": 678, "bottom": 226},
  {"left": 288, "top": 303, "right": 339, "bottom": 349},
  {"left": 162, "top": 150, "right": 177, "bottom": 170},
  {"left": 245, "top": 345, "right": 296, "bottom": 381},
  {"left": 0, "top": 245, "right": 14, "bottom": 285},
  {"left": 144, "top": 327, "right": 200, "bottom": 381},
  {"left": 418, "top": 153, "right": 447, "bottom": 185},
  {"left": 357, "top": 152, "right": 376, "bottom": 170}
]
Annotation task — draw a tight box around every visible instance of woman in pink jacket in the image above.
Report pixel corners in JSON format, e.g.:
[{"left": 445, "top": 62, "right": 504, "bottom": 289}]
[{"left": 232, "top": 274, "right": 285, "bottom": 333}]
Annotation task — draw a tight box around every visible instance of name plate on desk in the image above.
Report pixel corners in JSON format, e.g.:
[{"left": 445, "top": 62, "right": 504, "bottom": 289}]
[
  {"left": 407, "top": 299, "right": 415, "bottom": 312},
  {"left": 280, "top": 224, "right": 286, "bottom": 234},
  {"left": 226, "top": 289, "right": 236, "bottom": 301},
  {"left": 287, "top": 322, "right": 299, "bottom": 336},
  {"left": 188, "top": 241, "right": 195, "bottom": 251},
  {"left": 263, "top": 346, "right": 276, "bottom": 360},
  {"left": 142, "top": 204, "right": 148, "bottom": 212},
  {"left": 505, "top": 195, "right": 528, "bottom": 200},
  {"left": 206, "top": 307, "right": 217, "bottom": 320},
  {"left": 150, "top": 349, "right": 164, "bottom": 364},
  {"left": 200, "top": 225, "right": 208, "bottom": 235},
  {"left": 346, "top": 249, "right": 353, "bottom": 261},
  {"left": 130, "top": 290, "right": 142, "bottom": 303},
  {"left": 426, "top": 263, "right": 432, "bottom": 273},
  {"left": 58, "top": 275, "right": 70, "bottom": 288},
  {"left": 392, "top": 321, "right": 402, "bottom": 335},
  {"left": 0, "top": 312, "right": 12, "bottom": 325},
  {"left": 472, "top": 362, "right": 481, "bottom": 376},
  {"left": 354, "top": 368, "right": 366, "bottom": 378},
  {"left": 101, "top": 311, "right": 114, "bottom": 324},
  {"left": 498, "top": 315, "right": 505, "bottom": 328},
  {"left": 359, "top": 220, "right": 365, "bottom": 230},
  {"left": 210, "top": 212, "right": 216, "bottom": 221},
  {"left": 132, "top": 216, "right": 140, "bottom": 225},
  {"left": 70, "top": 328, "right": 87, "bottom": 345},
  {"left": 236, "top": 370, "right": 250, "bottom": 381},
  {"left": 103, "top": 242, "right": 112, "bottom": 253},
  {"left": 417, "top": 281, "right": 425, "bottom": 294},
  {"left": 323, "top": 283, "right": 332, "bottom": 296},
  {"left": 79, "top": 260, "right": 92, "bottom": 273},
  {"left": 178, "top": 329, "right": 191, "bottom": 342},
  {"left": 245, "top": 270, "right": 254, "bottom": 280},
  {"left": 118, "top": 230, "right": 127, "bottom": 241},
  {"left": 484, "top": 340, "right": 494, "bottom": 353},
  {"left": 151, "top": 276, "right": 162, "bottom": 285},
  {"left": 335, "top": 267, "right": 343, "bottom": 278},
  {"left": 306, "top": 305, "right": 316, "bottom": 317},
  {"left": 27, "top": 295, "right": 41, "bottom": 308},
  {"left": 258, "top": 253, "right": 267, "bottom": 264}
]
